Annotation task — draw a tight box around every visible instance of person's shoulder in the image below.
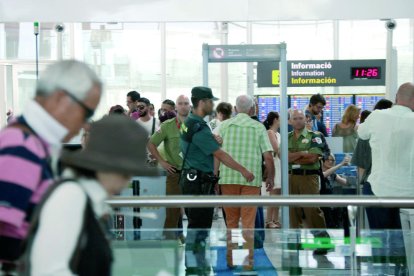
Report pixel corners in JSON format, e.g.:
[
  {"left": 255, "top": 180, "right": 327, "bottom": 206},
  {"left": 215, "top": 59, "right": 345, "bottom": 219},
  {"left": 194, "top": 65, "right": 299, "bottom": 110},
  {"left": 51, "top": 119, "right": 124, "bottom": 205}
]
[
  {"left": 0, "top": 126, "right": 48, "bottom": 158},
  {"left": 49, "top": 181, "right": 87, "bottom": 204},
  {"left": 162, "top": 117, "right": 176, "bottom": 126}
]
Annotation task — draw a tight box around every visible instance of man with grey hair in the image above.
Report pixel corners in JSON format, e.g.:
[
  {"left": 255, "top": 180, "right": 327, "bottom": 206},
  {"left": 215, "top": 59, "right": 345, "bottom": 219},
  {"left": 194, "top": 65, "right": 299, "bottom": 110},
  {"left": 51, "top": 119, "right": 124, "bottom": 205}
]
[
  {"left": 0, "top": 60, "right": 102, "bottom": 273},
  {"left": 217, "top": 94, "right": 274, "bottom": 270}
]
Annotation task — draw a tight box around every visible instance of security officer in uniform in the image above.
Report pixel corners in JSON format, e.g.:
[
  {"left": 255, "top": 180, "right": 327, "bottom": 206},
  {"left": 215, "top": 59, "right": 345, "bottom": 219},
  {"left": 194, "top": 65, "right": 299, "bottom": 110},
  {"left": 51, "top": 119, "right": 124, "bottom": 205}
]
[
  {"left": 180, "top": 86, "right": 254, "bottom": 274},
  {"left": 288, "top": 109, "right": 328, "bottom": 235}
]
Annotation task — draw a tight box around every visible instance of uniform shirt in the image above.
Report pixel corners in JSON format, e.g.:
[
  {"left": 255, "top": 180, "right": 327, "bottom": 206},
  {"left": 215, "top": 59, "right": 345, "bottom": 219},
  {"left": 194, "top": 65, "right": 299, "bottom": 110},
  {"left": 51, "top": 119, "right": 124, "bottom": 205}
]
[
  {"left": 288, "top": 128, "right": 324, "bottom": 170},
  {"left": 358, "top": 105, "right": 414, "bottom": 197},
  {"left": 180, "top": 113, "right": 220, "bottom": 173},
  {"left": 149, "top": 117, "right": 183, "bottom": 170},
  {"left": 218, "top": 113, "right": 272, "bottom": 187}
]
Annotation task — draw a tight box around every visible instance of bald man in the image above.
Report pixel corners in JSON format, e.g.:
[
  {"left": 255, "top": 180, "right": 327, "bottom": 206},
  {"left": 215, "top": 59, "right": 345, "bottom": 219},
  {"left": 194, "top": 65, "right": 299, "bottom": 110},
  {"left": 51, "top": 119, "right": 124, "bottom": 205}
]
[
  {"left": 288, "top": 109, "right": 329, "bottom": 253},
  {"left": 147, "top": 95, "right": 191, "bottom": 241},
  {"left": 359, "top": 83, "right": 414, "bottom": 226},
  {"left": 358, "top": 84, "right": 414, "bottom": 274}
]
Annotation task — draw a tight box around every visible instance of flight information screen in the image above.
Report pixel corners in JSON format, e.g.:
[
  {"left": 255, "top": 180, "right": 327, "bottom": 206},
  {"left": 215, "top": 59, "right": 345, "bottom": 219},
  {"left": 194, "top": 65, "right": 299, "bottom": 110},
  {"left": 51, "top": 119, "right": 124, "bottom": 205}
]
[
  {"left": 289, "top": 95, "right": 353, "bottom": 136},
  {"left": 257, "top": 95, "right": 280, "bottom": 122},
  {"left": 289, "top": 95, "right": 309, "bottom": 111},
  {"left": 323, "top": 95, "right": 354, "bottom": 136},
  {"left": 355, "top": 94, "right": 385, "bottom": 111}
]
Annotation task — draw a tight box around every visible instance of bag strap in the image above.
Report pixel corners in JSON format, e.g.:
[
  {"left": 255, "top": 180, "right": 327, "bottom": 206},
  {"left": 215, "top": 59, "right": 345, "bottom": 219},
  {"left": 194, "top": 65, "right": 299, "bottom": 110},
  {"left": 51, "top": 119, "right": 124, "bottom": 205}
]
[{"left": 151, "top": 117, "right": 156, "bottom": 135}]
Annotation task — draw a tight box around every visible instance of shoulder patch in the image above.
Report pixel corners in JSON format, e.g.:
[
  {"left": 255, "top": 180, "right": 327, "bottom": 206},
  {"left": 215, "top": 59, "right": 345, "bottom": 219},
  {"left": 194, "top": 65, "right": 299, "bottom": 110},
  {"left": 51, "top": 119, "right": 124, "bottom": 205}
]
[{"left": 312, "top": 137, "right": 322, "bottom": 144}]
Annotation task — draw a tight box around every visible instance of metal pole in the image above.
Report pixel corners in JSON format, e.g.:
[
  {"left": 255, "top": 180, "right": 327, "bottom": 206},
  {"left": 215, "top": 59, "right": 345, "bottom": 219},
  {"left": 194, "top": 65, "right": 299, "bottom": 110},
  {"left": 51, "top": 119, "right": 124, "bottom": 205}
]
[
  {"left": 160, "top": 23, "right": 167, "bottom": 100},
  {"left": 246, "top": 22, "right": 254, "bottom": 96},
  {"left": 385, "top": 21, "right": 395, "bottom": 100},
  {"left": 220, "top": 23, "right": 228, "bottom": 101},
  {"left": 106, "top": 195, "right": 414, "bottom": 208},
  {"left": 202, "top": 43, "right": 209, "bottom": 87},
  {"left": 279, "top": 42, "right": 289, "bottom": 229},
  {"left": 34, "top": 22, "right": 39, "bottom": 80}
]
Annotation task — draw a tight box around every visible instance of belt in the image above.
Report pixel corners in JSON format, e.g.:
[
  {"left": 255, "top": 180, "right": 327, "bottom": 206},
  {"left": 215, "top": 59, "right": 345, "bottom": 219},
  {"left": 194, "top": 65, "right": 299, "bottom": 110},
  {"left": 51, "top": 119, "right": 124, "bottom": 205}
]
[{"left": 289, "top": 169, "right": 320, "bottom": 175}]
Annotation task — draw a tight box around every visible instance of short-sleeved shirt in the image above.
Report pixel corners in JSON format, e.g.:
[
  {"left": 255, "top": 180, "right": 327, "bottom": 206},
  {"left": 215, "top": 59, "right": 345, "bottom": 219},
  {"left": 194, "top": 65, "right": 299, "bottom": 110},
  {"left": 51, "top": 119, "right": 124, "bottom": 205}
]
[
  {"left": 358, "top": 105, "right": 414, "bottom": 197},
  {"left": 218, "top": 113, "right": 273, "bottom": 187},
  {"left": 149, "top": 117, "right": 183, "bottom": 169},
  {"left": 288, "top": 128, "right": 324, "bottom": 170},
  {"left": 180, "top": 113, "right": 220, "bottom": 173},
  {"left": 351, "top": 138, "right": 371, "bottom": 183}
]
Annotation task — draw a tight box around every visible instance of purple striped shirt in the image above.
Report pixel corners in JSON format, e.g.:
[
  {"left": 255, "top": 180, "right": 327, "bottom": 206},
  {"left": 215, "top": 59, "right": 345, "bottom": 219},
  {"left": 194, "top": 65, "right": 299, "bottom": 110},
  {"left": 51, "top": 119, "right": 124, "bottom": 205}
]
[{"left": 0, "top": 124, "right": 53, "bottom": 257}]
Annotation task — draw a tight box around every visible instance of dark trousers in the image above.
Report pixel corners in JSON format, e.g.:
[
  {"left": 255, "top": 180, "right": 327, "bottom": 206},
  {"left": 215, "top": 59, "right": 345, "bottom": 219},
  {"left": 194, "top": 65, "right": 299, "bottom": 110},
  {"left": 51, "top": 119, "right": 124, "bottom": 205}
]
[
  {"left": 180, "top": 170, "right": 215, "bottom": 272},
  {"left": 363, "top": 182, "right": 402, "bottom": 229},
  {"left": 363, "top": 182, "right": 407, "bottom": 271}
]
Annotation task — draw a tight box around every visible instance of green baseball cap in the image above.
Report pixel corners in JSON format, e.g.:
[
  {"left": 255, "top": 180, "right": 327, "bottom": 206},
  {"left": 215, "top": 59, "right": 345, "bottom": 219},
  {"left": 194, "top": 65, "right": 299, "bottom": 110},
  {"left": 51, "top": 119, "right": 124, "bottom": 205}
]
[{"left": 191, "top": 86, "right": 219, "bottom": 101}]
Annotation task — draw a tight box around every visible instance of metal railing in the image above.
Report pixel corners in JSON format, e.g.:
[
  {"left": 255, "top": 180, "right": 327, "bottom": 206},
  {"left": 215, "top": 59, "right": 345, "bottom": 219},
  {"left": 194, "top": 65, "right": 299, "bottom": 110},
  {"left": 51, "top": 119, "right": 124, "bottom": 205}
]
[{"left": 106, "top": 195, "right": 414, "bottom": 208}]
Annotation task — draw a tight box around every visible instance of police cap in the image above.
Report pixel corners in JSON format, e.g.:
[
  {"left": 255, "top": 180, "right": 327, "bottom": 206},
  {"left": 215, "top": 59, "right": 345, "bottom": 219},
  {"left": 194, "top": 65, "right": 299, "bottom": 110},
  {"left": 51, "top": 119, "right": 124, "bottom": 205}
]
[{"left": 191, "top": 86, "right": 219, "bottom": 101}]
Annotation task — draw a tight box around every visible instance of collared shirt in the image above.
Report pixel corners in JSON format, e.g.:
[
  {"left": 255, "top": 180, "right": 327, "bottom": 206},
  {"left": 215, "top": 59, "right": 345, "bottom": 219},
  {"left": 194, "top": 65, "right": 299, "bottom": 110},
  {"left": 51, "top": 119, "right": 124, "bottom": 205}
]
[
  {"left": 150, "top": 117, "right": 183, "bottom": 169},
  {"left": 218, "top": 113, "right": 272, "bottom": 187},
  {"left": 358, "top": 105, "right": 414, "bottom": 197},
  {"left": 30, "top": 169, "right": 110, "bottom": 276},
  {"left": 23, "top": 100, "right": 68, "bottom": 152},
  {"left": 288, "top": 128, "right": 324, "bottom": 170},
  {"left": 180, "top": 113, "right": 220, "bottom": 173}
]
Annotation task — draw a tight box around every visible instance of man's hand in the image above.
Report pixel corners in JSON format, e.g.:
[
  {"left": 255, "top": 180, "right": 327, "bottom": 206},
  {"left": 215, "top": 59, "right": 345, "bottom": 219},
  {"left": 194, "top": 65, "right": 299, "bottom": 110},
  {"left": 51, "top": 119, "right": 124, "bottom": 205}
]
[
  {"left": 160, "top": 160, "right": 177, "bottom": 174},
  {"left": 265, "top": 178, "right": 274, "bottom": 192},
  {"left": 213, "top": 134, "right": 223, "bottom": 145},
  {"left": 241, "top": 169, "right": 255, "bottom": 182}
]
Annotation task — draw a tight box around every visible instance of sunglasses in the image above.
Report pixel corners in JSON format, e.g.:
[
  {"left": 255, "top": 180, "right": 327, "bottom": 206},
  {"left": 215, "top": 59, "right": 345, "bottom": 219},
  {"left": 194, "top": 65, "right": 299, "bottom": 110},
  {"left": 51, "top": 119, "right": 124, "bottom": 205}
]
[
  {"left": 137, "top": 105, "right": 146, "bottom": 110},
  {"left": 62, "top": 90, "right": 95, "bottom": 120}
]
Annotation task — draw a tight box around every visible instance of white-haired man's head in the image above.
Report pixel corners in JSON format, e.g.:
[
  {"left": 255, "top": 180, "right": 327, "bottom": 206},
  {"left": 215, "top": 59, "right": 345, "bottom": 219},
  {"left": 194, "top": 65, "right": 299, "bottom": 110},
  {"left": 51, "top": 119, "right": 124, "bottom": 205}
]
[
  {"left": 36, "top": 60, "right": 102, "bottom": 100},
  {"left": 235, "top": 95, "right": 255, "bottom": 115},
  {"left": 35, "top": 60, "right": 102, "bottom": 142}
]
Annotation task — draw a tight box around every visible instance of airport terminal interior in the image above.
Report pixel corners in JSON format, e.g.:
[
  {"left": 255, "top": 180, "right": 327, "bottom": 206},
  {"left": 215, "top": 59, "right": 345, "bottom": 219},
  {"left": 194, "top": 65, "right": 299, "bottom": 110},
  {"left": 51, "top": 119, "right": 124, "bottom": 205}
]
[{"left": 1, "top": 1, "right": 414, "bottom": 275}]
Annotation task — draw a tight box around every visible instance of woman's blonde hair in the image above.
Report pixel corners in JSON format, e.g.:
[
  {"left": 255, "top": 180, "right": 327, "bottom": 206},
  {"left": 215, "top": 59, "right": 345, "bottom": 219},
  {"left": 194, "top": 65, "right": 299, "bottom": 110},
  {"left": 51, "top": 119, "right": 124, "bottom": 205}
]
[{"left": 341, "top": 104, "right": 361, "bottom": 125}]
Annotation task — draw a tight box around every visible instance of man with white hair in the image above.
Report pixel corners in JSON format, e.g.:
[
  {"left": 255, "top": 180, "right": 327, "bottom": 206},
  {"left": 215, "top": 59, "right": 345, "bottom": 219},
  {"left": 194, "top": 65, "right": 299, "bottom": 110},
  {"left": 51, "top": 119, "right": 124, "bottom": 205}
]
[
  {"left": 0, "top": 60, "right": 102, "bottom": 272},
  {"left": 217, "top": 95, "right": 274, "bottom": 270}
]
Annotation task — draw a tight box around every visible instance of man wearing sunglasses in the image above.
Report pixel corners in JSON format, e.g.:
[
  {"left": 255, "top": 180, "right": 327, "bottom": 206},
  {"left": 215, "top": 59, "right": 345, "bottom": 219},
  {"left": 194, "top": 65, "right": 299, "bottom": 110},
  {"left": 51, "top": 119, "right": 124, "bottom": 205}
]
[{"left": 0, "top": 60, "right": 102, "bottom": 274}]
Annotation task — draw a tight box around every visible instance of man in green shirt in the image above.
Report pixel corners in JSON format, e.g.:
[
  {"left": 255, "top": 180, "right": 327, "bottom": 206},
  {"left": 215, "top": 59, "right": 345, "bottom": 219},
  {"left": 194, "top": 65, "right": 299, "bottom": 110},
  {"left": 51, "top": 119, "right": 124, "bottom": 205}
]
[
  {"left": 180, "top": 86, "right": 254, "bottom": 274},
  {"left": 288, "top": 109, "right": 327, "bottom": 230},
  {"left": 148, "top": 95, "right": 191, "bottom": 241}
]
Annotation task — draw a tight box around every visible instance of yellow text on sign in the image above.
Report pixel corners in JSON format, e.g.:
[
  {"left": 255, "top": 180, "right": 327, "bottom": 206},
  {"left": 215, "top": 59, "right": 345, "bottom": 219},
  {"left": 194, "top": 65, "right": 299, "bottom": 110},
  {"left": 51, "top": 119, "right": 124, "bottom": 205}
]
[{"left": 272, "top": 70, "right": 280, "bottom": 85}]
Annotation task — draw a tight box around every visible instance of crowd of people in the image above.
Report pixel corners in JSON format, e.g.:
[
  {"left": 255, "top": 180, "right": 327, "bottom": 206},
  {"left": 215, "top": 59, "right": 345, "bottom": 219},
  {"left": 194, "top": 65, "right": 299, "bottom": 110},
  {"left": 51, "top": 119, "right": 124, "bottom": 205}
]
[{"left": 1, "top": 59, "right": 414, "bottom": 274}]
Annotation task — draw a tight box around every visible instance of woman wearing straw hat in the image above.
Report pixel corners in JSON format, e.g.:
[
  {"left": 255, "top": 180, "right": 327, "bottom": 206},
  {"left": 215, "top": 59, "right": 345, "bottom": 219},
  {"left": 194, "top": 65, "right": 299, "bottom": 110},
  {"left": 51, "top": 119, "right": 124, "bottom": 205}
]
[{"left": 19, "top": 115, "right": 157, "bottom": 276}]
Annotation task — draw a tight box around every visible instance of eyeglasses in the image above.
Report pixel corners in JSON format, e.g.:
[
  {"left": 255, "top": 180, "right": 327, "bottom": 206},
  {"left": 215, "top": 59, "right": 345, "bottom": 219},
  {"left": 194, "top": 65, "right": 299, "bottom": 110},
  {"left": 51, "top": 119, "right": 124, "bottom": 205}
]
[
  {"left": 62, "top": 90, "right": 95, "bottom": 120},
  {"left": 137, "top": 105, "right": 146, "bottom": 110}
]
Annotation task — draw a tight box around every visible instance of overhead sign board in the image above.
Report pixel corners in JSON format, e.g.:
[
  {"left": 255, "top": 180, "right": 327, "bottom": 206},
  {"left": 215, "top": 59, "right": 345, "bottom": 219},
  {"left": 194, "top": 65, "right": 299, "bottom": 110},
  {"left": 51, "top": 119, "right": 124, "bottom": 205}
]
[
  {"left": 206, "top": 44, "right": 281, "bottom": 63},
  {"left": 257, "top": 59, "right": 386, "bottom": 87}
]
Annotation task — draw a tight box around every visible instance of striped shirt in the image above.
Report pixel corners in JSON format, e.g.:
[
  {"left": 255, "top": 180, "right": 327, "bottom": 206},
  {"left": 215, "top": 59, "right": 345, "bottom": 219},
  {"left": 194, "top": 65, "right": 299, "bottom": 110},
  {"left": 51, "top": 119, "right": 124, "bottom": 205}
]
[
  {"left": 0, "top": 100, "right": 67, "bottom": 261},
  {"left": 218, "top": 113, "right": 273, "bottom": 187}
]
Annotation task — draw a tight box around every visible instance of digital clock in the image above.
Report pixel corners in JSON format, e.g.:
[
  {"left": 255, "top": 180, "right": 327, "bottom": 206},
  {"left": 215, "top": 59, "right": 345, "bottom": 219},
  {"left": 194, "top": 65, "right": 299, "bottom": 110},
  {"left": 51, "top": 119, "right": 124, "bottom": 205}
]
[{"left": 351, "top": 67, "right": 381, "bottom": 79}]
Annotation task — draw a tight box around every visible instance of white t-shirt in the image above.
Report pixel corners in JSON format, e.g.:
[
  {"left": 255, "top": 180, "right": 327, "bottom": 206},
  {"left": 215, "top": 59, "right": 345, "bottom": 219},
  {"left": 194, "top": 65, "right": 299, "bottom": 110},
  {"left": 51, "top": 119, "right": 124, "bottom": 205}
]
[{"left": 137, "top": 117, "right": 160, "bottom": 136}]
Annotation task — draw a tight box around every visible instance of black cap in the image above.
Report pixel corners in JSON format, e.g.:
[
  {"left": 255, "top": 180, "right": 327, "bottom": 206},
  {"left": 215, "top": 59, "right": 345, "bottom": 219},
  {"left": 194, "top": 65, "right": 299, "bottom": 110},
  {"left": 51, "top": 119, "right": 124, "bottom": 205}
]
[{"left": 191, "top": 86, "right": 219, "bottom": 101}]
